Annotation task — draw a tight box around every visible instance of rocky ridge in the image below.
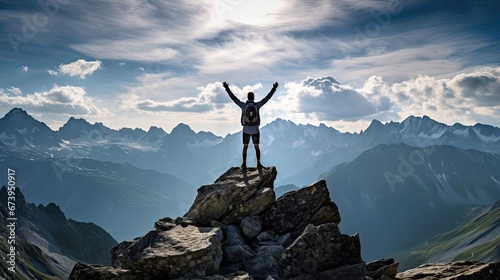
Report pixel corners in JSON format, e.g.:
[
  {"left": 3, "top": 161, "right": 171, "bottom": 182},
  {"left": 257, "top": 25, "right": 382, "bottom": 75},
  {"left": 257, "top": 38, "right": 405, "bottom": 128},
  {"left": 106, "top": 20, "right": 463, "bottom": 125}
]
[
  {"left": 69, "top": 167, "right": 498, "bottom": 279},
  {"left": 69, "top": 167, "right": 366, "bottom": 279}
]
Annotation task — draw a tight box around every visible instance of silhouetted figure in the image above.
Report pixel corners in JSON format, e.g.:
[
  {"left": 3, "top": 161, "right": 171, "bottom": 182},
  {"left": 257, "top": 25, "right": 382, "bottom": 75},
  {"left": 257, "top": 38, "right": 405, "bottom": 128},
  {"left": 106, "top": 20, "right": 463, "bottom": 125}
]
[{"left": 223, "top": 81, "right": 278, "bottom": 169}]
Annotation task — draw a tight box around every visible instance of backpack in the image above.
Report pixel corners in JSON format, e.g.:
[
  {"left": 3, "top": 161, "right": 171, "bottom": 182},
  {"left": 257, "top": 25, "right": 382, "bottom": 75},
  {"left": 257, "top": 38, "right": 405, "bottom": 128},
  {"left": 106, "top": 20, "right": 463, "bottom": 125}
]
[{"left": 243, "top": 102, "right": 260, "bottom": 126}]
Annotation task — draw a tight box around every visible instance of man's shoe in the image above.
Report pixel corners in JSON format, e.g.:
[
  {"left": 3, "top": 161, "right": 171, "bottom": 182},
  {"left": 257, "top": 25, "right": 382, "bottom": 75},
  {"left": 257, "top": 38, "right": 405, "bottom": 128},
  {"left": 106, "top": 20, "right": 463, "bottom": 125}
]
[
  {"left": 257, "top": 162, "right": 265, "bottom": 169},
  {"left": 241, "top": 162, "right": 247, "bottom": 169}
]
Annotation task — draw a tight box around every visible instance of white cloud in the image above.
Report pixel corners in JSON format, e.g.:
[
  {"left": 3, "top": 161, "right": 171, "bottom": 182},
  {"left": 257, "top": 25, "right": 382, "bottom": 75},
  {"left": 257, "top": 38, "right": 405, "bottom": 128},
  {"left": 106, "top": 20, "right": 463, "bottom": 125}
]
[
  {"left": 276, "top": 76, "right": 391, "bottom": 122},
  {"left": 127, "top": 81, "right": 263, "bottom": 113},
  {"left": 49, "top": 59, "right": 102, "bottom": 79},
  {"left": 47, "top": 69, "right": 59, "bottom": 76},
  {"left": 263, "top": 67, "right": 500, "bottom": 131},
  {"left": 6, "top": 87, "right": 22, "bottom": 95},
  {"left": 0, "top": 85, "right": 109, "bottom": 116},
  {"left": 20, "top": 65, "right": 29, "bottom": 72}
]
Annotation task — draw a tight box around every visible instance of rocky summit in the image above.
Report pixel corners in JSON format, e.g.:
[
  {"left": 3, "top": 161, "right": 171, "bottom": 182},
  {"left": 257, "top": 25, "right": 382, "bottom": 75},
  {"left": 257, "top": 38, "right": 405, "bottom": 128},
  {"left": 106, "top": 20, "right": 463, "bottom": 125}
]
[{"left": 69, "top": 166, "right": 499, "bottom": 280}]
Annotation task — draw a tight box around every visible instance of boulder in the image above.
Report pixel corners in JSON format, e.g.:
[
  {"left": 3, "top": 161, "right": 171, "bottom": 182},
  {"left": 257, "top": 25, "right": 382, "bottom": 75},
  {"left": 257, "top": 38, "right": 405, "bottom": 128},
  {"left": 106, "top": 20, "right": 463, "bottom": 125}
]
[
  {"left": 183, "top": 167, "right": 277, "bottom": 225},
  {"left": 240, "top": 215, "right": 262, "bottom": 239},
  {"left": 366, "top": 258, "right": 398, "bottom": 279},
  {"left": 154, "top": 216, "right": 176, "bottom": 231},
  {"left": 280, "top": 223, "right": 364, "bottom": 279},
  {"left": 396, "top": 261, "right": 500, "bottom": 280},
  {"left": 261, "top": 180, "right": 340, "bottom": 236},
  {"left": 112, "top": 226, "right": 223, "bottom": 279},
  {"left": 244, "top": 245, "right": 285, "bottom": 280},
  {"left": 222, "top": 245, "right": 256, "bottom": 266},
  {"left": 69, "top": 263, "right": 136, "bottom": 280},
  {"left": 224, "top": 225, "right": 246, "bottom": 246}
]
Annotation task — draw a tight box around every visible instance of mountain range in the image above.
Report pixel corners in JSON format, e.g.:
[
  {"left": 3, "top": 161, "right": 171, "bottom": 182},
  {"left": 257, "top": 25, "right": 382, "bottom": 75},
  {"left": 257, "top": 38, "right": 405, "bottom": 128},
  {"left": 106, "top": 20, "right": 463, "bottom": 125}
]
[
  {"left": 0, "top": 186, "right": 116, "bottom": 279},
  {"left": 323, "top": 143, "right": 500, "bottom": 261},
  {"left": 0, "top": 107, "right": 499, "bottom": 268}
]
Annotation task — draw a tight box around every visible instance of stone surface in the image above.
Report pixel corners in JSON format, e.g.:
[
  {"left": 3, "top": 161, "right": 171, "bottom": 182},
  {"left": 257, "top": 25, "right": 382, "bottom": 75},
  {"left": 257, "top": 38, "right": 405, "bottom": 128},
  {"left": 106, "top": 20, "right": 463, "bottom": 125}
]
[
  {"left": 281, "top": 223, "right": 364, "bottom": 279},
  {"left": 68, "top": 263, "right": 136, "bottom": 280},
  {"left": 112, "top": 226, "right": 223, "bottom": 279},
  {"left": 240, "top": 215, "right": 262, "bottom": 239},
  {"left": 224, "top": 225, "right": 246, "bottom": 246},
  {"left": 244, "top": 245, "right": 285, "bottom": 280},
  {"left": 222, "top": 244, "right": 256, "bottom": 266},
  {"left": 396, "top": 261, "right": 500, "bottom": 280},
  {"left": 154, "top": 216, "right": 176, "bottom": 231},
  {"left": 261, "top": 180, "right": 340, "bottom": 236},
  {"left": 366, "top": 258, "right": 399, "bottom": 279},
  {"left": 183, "top": 167, "right": 277, "bottom": 225}
]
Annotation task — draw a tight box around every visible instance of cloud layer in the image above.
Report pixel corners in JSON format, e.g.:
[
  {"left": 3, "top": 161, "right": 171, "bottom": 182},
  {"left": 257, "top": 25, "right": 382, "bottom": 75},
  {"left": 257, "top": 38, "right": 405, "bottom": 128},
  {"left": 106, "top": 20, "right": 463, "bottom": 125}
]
[
  {"left": 122, "top": 67, "right": 500, "bottom": 133},
  {"left": 0, "top": 84, "right": 108, "bottom": 116}
]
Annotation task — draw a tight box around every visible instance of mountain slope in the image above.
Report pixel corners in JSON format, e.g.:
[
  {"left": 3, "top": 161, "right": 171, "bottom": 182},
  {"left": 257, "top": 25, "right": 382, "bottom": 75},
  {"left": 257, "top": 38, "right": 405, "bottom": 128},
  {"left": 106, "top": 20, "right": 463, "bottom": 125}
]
[
  {"left": 395, "top": 201, "right": 500, "bottom": 270},
  {"left": 323, "top": 143, "right": 500, "bottom": 262},
  {"left": 0, "top": 108, "right": 60, "bottom": 147},
  {"left": 0, "top": 186, "right": 117, "bottom": 279},
  {"left": 0, "top": 152, "right": 195, "bottom": 242}
]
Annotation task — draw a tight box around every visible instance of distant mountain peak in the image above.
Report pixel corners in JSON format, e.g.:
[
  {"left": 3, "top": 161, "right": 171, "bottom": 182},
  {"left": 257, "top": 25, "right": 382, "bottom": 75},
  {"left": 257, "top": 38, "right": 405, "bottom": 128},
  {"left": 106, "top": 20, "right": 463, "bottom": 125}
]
[
  {"left": 147, "top": 126, "right": 166, "bottom": 135},
  {"left": 4, "top": 107, "right": 33, "bottom": 120},
  {"left": 171, "top": 123, "right": 194, "bottom": 135},
  {"left": 365, "top": 119, "right": 383, "bottom": 131}
]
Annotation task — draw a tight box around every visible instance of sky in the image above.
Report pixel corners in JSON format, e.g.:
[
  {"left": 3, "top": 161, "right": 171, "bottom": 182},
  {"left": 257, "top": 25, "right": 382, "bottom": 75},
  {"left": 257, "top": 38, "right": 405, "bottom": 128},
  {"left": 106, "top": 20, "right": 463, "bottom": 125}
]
[{"left": 1, "top": 0, "right": 500, "bottom": 136}]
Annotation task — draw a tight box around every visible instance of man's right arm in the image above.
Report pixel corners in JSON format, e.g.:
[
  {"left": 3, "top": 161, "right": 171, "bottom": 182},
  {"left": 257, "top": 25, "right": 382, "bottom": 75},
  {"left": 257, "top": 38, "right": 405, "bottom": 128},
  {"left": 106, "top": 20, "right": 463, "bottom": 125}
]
[{"left": 223, "top": 81, "right": 244, "bottom": 107}]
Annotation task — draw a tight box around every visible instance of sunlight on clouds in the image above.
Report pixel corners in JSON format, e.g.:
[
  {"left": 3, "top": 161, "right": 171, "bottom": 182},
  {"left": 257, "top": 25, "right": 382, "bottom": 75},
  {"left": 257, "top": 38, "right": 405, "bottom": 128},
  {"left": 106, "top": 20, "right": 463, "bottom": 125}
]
[{"left": 210, "top": 0, "right": 287, "bottom": 26}]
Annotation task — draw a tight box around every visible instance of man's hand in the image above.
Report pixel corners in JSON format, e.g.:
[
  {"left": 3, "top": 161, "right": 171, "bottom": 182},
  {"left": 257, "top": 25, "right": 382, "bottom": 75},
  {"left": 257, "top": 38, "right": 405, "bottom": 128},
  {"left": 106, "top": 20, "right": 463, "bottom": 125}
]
[
  {"left": 223, "top": 81, "right": 229, "bottom": 88},
  {"left": 273, "top": 82, "right": 279, "bottom": 89}
]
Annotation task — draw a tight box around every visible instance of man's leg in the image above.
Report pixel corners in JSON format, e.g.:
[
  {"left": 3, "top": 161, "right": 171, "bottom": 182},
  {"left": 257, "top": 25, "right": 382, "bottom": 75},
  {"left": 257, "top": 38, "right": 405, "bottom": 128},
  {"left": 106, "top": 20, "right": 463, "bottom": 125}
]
[
  {"left": 242, "top": 132, "right": 250, "bottom": 168},
  {"left": 242, "top": 144, "right": 248, "bottom": 168},
  {"left": 254, "top": 144, "right": 261, "bottom": 164},
  {"left": 252, "top": 133, "right": 264, "bottom": 168}
]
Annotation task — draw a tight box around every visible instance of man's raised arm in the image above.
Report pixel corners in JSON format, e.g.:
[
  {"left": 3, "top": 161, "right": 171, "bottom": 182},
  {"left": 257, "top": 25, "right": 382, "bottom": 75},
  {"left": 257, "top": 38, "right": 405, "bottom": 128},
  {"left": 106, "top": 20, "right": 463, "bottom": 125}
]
[
  {"left": 223, "top": 81, "right": 243, "bottom": 107},
  {"left": 258, "top": 82, "right": 279, "bottom": 107}
]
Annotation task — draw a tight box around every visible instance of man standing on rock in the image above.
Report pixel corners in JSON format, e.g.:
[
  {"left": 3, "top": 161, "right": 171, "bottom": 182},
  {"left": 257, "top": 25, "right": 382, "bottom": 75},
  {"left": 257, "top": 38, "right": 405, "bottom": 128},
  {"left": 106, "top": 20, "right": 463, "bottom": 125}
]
[{"left": 223, "top": 81, "right": 278, "bottom": 169}]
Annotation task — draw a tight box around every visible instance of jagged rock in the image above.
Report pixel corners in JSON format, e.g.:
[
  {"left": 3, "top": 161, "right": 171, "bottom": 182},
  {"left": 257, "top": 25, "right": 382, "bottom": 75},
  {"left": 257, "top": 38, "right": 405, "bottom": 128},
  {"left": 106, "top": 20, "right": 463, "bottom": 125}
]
[
  {"left": 280, "top": 223, "right": 364, "bottom": 279},
  {"left": 176, "top": 271, "right": 252, "bottom": 279},
  {"left": 223, "top": 245, "right": 256, "bottom": 266},
  {"left": 276, "top": 233, "right": 291, "bottom": 247},
  {"left": 244, "top": 245, "right": 285, "bottom": 280},
  {"left": 183, "top": 167, "right": 277, "bottom": 225},
  {"left": 111, "top": 226, "right": 223, "bottom": 279},
  {"left": 396, "top": 261, "right": 500, "bottom": 280},
  {"left": 224, "top": 225, "right": 246, "bottom": 246},
  {"left": 366, "top": 258, "right": 398, "bottom": 279},
  {"left": 211, "top": 219, "right": 228, "bottom": 230},
  {"left": 240, "top": 215, "right": 262, "bottom": 239},
  {"left": 257, "top": 231, "right": 275, "bottom": 242},
  {"left": 261, "top": 180, "right": 340, "bottom": 236},
  {"left": 69, "top": 263, "right": 136, "bottom": 280},
  {"left": 154, "top": 216, "right": 176, "bottom": 231}
]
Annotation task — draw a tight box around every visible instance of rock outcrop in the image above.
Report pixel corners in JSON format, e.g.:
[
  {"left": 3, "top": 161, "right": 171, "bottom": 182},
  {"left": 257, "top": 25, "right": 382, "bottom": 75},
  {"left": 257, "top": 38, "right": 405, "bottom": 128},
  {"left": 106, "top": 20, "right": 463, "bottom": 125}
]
[
  {"left": 396, "top": 261, "right": 500, "bottom": 280},
  {"left": 69, "top": 167, "right": 365, "bottom": 279},
  {"left": 68, "top": 167, "right": 499, "bottom": 280}
]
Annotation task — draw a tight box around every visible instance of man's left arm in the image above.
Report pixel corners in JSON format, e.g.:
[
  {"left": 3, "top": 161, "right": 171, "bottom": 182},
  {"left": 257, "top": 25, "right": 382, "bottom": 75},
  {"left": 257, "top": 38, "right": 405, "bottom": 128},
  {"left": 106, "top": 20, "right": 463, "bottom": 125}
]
[{"left": 257, "top": 82, "right": 279, "bottom": 107}]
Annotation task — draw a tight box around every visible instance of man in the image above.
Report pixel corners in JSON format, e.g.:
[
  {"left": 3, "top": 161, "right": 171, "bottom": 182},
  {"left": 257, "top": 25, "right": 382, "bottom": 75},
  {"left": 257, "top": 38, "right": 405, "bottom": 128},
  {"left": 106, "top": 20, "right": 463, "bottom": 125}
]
[{"left": 223, "top": 81, "right": 278, "bottom": 169}]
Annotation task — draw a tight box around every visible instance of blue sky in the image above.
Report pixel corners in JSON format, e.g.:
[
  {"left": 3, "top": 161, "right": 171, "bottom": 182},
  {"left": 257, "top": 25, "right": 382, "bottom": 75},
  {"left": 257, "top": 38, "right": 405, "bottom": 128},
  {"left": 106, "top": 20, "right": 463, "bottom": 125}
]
[{"left": 1, "top": 0, "right": 499, "bottom": 135}]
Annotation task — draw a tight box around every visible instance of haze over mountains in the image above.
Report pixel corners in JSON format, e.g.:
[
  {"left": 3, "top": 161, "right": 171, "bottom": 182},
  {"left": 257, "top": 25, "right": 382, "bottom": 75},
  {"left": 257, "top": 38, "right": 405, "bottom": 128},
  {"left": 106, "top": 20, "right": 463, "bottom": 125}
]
[
  {"left": 0, "top": 186, "right": 116, "bottom": 279},
  {"left": 0, "top": 107, "right": 499, "bottom": 267}
]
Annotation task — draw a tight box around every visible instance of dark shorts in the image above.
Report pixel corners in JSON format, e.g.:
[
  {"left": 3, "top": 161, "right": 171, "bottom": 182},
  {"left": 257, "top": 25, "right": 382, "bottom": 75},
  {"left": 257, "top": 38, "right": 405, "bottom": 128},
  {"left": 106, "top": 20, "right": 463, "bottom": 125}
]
[{"left": 243, "top": 132, "right": 260, "bottom": 145}]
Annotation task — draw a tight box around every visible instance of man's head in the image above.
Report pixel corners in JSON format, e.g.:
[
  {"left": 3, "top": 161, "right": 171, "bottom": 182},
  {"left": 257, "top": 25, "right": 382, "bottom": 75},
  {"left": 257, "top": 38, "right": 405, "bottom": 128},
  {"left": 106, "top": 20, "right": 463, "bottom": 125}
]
[{"left": 247, "top": 92, "right": 255, "bottom": 100}]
